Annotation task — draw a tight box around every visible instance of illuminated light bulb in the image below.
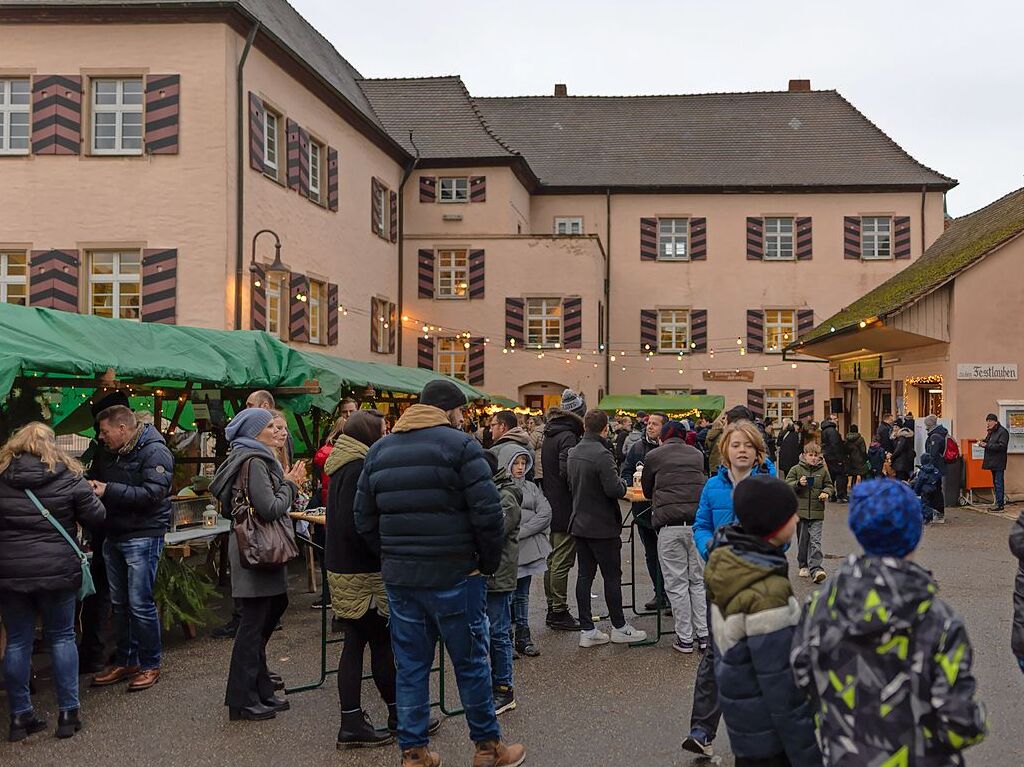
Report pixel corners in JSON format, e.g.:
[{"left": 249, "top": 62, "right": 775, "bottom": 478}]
[
  {"left": 253, "top": 279, "right": 262, "bottom": 288},
  {"left": 502, "top": 348, "right": 508, "bottom": 354},
  {"left": 576, "top": 354, "right": 582, "bottom": 360},
  {"left": 829, "top": 326, "right": 836, "bottom": 333},
  {"left": 621, "top": 366, "right": 626, "bottom": 372},
  {"left": 763, "top": 366, "right": 769, "bottom": 371},
  {"left": 401, "top": 315, "right": 409, "bottom": 322},
  {"left": 510, "top": 338, "right": 516, "bottom": 347},
  {"left": 644, "top": 344, "right": 650, "bottom": 351},
  {"left": 485, "top": 337, "right": 490, "bottom": 343},
  {"left": 690, "top": 341, "right": 696, "bottom": 349},
  {"left": 342, "top": 308, "right": 348, "bottom": 315},
  {"left": 383, "top": 322, "right": 389, "bottom": 329},
  {"left": 678, "top": 369, "right": 683, "bottom": 374},
  {"left": 463, "top": 342, "right": 470, "bottom": 349},
  {"left": 739, "top": 348, "right": 746, "bottom": 356},
  {"left": 422, "top": 325, "right": 428, "bottom": 332},
  {"left": 783, "top": 333, "right": 790, "bottom": 340},
  {"left": 736, "top": 337, "right": 742, "bottom": 345},
  {"left": 554, "top": 342, "right": 561, "bottom": 349},
  {"left": 537, "top": 353, "right": 544, "bottom": 359},
  {"left": 593, "top": 363, "right": 598, "bottom": 368},
  {"left": 859, "top": 320, "right": 867, "bottom": 328},
  {"left": 610, "top": 355, "right": 616, "bottom": 362},
  {"left": 565, "top": 359, "right": 570, "bottom": 364},
  {"left": 791, "top": 362, "right": 798, "bottom": 369}
]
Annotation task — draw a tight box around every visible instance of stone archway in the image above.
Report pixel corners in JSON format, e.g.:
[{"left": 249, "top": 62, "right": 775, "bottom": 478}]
[{"left": 518, "top": 380, "right": 568, "bottom": 413}]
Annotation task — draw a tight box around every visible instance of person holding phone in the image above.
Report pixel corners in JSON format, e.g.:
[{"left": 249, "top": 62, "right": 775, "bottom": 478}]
[{"left": 785, "top": 442, "right": 834, "bottom": 584}]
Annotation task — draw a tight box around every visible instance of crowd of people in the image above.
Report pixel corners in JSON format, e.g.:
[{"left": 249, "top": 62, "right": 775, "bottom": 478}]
[{"left": 0, "top": 381, "right": 1016, "bottom": 767}]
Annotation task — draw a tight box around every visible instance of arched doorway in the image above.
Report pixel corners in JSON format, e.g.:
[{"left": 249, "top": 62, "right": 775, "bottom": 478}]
[{"left": 519, "top": 381, "right": 568, "bottom": 414}]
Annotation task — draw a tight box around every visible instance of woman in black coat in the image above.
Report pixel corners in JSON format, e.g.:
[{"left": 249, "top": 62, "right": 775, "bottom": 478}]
[
  {"left": 0, "top": 422, "right": 105, "bottom": 741},
  {"left": 210, "top": 408, "right": 305, "bottom": 722},
  {"left": 890, "top": 427, "right": 916, "bottom": 481},
  {"left": 776, "top": 419, "right": 803, "bottom": 476}
]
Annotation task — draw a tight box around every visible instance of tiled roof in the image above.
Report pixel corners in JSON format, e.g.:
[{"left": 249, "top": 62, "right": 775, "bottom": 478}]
[
  {"left": 473, "top": 91, "right": 955, "bottom": 189},
  {"left": 796, "top": 186, "right": 1024, "bottom": 346},
  {"left": 357, "top": 77, "right": 515, "bottom": 160}
]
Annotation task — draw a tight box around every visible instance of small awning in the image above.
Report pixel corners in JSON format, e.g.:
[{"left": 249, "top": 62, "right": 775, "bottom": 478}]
[
  {"left": 485, "top": 394, "right": 521, "bottom": 410},
  {"left": 597, "top": 394, "right": 725, "bottom": 416}
]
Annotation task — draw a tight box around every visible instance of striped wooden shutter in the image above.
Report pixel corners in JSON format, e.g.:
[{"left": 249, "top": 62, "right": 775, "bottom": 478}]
[
  {"left": 747, "top": 389, "right": 765, "bottom": 419},
  {"left": 505, "top": 298, "right": 524, "bottom": 346},
  {"left": 795, "top": 217, "right": 812, "bottom": 260},
  {"left": 250, "top": 263, "right": 267, "bottom": 331},
  {"left": 418, "top": 249, "right": 435, "bottom": 298},
  {"left": 286, "top": 120, "right": 301, "bottom": 191},
  {"left": 798, "top": 390, "right": 815, "bottom": 421},
  {"left": 893, "top": 216, "right": 911, "bottom": 259},
  {"left": 141, "top": 248, "right": 177, "bottom": 324},
  {"left": 298, "top": 126, "right": 310, "bottom": 197},
  {"left": 144, "top": 74, "right": 179, "bottom": 154},
  {"left": 248, "top": 92, "right": 265, "bottom": 171},
  {"left": 691, "top": 388, "right": 708, "bottom": 395},
  {"left": 417, "top": 337, "right": 435, "bottom": 369},
  {"left": 563, "top": 296, "right": 582, "bottom": 349},
  {"left": 640, "top": 309, "right": 658, "bottom": 352},
  {"left": 640, "top": 389, "right": 657, "bottom": 396},
  {"left": 689, "top": 217, "right": 707, "bottom": 260},
  {"left": 370, "top": 178, "right": 383, "bottom": 235},
  {"left": 470, "top": 176, "right": 486, "bottom": 202},
  {"left": 689, "top": 309, "right": 707, "bottom": 353},
  {"left": 640, "top": 217, "right": 658, "bottom": 261},
  {"left": 31, "top": 75, "right": 81, "bottom": 155},
  {"left": 289, "top": 273, "right": 309, "bottom": 342},
  {"left": 468, "top": 249, "right": 485, "bottom": 299},
  {"left": 389, "top": 191, "right": 398, "bottom": 242},
  {"left": 29, "top": 249, "right": 79, "bottom": 311},
  {"left": 746, "top": 217, "right": 764, "bottom": 260},
  {"left": 327, "top": 282, "right": 339, "bottom": 345},
  {"left": 468, "top": 338, "right": 485, "bottom": 385},
  {"left": 844, "top": 216, "right": 862, "bottom": 259},
  {"left": 797, "top": 309, "right": 815, "bottom": 338},
  {"left": 746, "top": 309, "right": 764, "bottom": 353},
  {"left": 369, "top": 297, "right": 381, "bottom": 353},
  {"left": 387, "top": 302, "right": 397, "bottom": 354},
  {"left": 420, "top": 176, "right": 436, "bottom": 202},
  {"left": 327, "top": 147, "right": 339, "bottom": 211}
]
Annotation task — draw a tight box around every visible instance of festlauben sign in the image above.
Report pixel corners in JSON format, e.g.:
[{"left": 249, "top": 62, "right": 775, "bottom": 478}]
[{"left": 956, "top": 363, "right": 1018, "bottom": 381}]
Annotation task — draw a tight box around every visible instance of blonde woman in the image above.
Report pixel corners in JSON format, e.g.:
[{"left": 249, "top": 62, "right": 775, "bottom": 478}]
[{"left": 0, "top": 422, "right": 106, "bottom": 741}]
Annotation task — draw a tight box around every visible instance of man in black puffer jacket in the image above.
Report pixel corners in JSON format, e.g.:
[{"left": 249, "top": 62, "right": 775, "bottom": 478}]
[
  {"left": 820, "top": 414, "right": 847, "bottom": 502},
  {"left": 355, "top": 379, "right": 523, "bottom": 767},
  {"left": 89, "top": 405, "right": 173, "bottom": 693}
]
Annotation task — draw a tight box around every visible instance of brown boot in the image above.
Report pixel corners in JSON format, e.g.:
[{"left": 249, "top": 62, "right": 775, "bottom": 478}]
[
  {"left": 473, "top": 739, "right": 525, "bottom": 767},
  {"left": 127, "top": 668, "right": 161, "bottom": 692},
  {"left": 91, "top": 665, "right": 140, "bottom": 687},
  {"left": 401, "top": 745, "right": 442, "bottom": 767}
]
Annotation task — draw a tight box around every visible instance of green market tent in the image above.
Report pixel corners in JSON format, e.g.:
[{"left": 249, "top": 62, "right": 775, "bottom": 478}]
[
  {"left": 485, "top": 394, "right": 521, "bottom": 410},
  {"left": 597, "top": 393, "right": 725, "bottom": 416}
]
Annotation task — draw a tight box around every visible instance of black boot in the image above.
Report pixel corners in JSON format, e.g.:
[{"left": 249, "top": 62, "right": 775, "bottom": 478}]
[
  {"left": 9, "top": 711, "right": 47, "bottom": 742},
  {"left": 260, "top": 694, "right": 290, "bottom": 712},
  {"left": 55, "top": 709, "right": 82, "bottom": 739},
  {"left": 228, "top": 703, "right": 277, "bottom": 721},
  {"left": 337, "top": 710, "right": 393, "bottom": 749},
  {"left": 514, "top": 627, "right": 540, "bottom": 657},
  {"left": 545, "top": 609, "right": 580, "bottom": 631},
  {"left": 387, "top": 703, "right": 442, "bottom": 735}
]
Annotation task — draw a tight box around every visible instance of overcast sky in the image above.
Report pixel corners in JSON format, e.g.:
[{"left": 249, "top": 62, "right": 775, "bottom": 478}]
[{"left": 293, "top": 0, "right": 1021, "bottom": 216}]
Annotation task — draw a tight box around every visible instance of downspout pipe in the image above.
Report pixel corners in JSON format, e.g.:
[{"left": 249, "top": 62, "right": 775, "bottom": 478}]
[
  {"left": 920, "top": 184, "right": 927, "bottom": 255},
  {"left": 234, "top": 22, "right": 260, "bottom": 330},
  {"left": 395, "top": 131, "right": 420, "bottom": 365},
  {"left": 604, "top": 188, "right": 611, "bottom": 394}
]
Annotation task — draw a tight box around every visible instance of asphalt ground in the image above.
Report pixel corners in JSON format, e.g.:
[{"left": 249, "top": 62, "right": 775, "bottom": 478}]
[{"left": 1, "top": 501, "right": 1020, "bottom": 767}]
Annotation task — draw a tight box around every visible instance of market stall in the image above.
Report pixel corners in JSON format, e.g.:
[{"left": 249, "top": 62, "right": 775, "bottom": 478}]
[{"left": 596, "top": 393, "right": 725, "bottom": 420}]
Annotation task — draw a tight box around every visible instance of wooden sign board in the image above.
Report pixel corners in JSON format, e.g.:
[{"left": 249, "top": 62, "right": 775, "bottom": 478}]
[{"left": 702, "top": 370, "right": 755, "bottom": 383}]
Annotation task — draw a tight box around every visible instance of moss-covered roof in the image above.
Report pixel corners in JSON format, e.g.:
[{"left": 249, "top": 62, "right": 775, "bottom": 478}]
[{"left": 796, "top": 186, "right": 1024, "bottom": 346}]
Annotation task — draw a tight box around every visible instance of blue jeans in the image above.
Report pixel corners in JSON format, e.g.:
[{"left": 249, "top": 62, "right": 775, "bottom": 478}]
[
  {"left": 0, "top": 589, "right": 79, "bottom": 714},
  {"left": 387, "top": 576, "right": 500, "bottom": 750},
  {"left": 104, "top": 536, "right": 164, "bottom": 670},
  {"left": 993, "top": 469, "right": 1006, "bottom": 506},
  {"left": 512, "top": 575, "right": 531, "bottom": 635},
  {"left": 485, "top": 591, "right": 514, "bottom": 688}
]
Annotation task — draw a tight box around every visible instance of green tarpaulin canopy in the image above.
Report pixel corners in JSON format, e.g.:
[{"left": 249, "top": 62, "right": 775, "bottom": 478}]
[
  {"left": 485, "top": 394, "right": 521, "bottom": 410},
  {"left": 597, "top": 393, "right": 725, "bottom": 416}
]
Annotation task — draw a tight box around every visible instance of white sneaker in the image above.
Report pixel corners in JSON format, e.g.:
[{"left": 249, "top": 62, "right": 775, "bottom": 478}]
[
  {"left": 610, "top": 624, "right": 648, "bottom": 644},
  {"left": 579, "top": 628, "right": 610, "bottom": 647},
  {"left": 798, "top": 567, "right": 810, "bottom": 578}
]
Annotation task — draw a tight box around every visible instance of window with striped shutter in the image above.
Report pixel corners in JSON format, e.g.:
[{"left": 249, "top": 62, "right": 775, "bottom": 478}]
[
  {"left": 797, "top": 309, "right": 815, "bottom": 339},
  {"left": 746, "top": 310, "right": 764, "bottom": 353},
  {"left": 844, "top": 216, "right": 862, "bottom": 259},
  {"left": 298, "top": 126, "right": 310, "bottom": 197},
  {"left": 418, "top": 250, "right": 435, "bottom": 299},
  {"left": 746, "top": 217, "right": 764, "bottom": 260},
  {"left": 387, "top": 301, "right": 397, "bottom": 354},
  {"left": 29, "top": 249, "right": 79, "bottom": 311},
  {"left": 370, "top": 178, "right": 384, "bottom": 237},
  {"left": 893, "top": 216, "right": 911, "bottom": 259},
  {"left": 327, "top": 147, "right": 339, "bottom": 211},
  {"left": 505, "top": 298, "right": 524, "bottom": 346},
  {"left": 289, "top": 273, "right": 309, "bottom": 342},
  {"left": 420, "top": 176, "right": 436, "bottom": 203},
  {"left": 747, "top": 389, "right": 765, "bottom": 419},
  {"left": 691, "top": 388, "right": 708, "bottom": 395},
  {"left": 468, "top": 249, "right": 485, "bottom": 299},
  {"left": 250, "top": 263, "right": 267, "bottom": 330},
  {"left": 690, "top": 217, "right": 707, "bottom": 260},
  {"left": 795, "top": 217, "right": 812, "bottom": 260},
  {"left": 389, "top": 191, "right": 398, "bottom": 242},
  {"left": 248, "top": 92, "right": 265, "bottom": 171},
  {"left": 143, "top": 74, "right": 179, "bottom": 154},
  {"left": 470, "top": 176, "right": 486, "bottom": 202},
  {"left": 327, "top": 282, "right": 339, "bottom": 345},
  {"left": 640, "top": 389, "right": 657, "bottom": 396},
  {"left": 31, "top": 75, "right": 82, "bottom": 155},
  {"left": 286, "top": 119, "right": 300, "bottom": 190},
  {"left": 417, "top": 337, "right": 435, "bottom": 369},
  {"left": 141, "top": 248, "right": 176, "bottom": 324},
  {"left": 468, "top": 338, "right": 485, "bottom": 385},
  {"left": 689, "top": 309, "right": 707, "bottom": 353},
  {"left": 640, "top": 309, "right": 657, "bottom": 352},
  {"left": 640, "top": 218, "right": 657, "bottom": 261},
  {"left": 369, "top": 297, "right": 382, "bottom": 353},
  {"left": 563, "top": 296, "right": 582, "bottom": 349},
  {"left": 798, "top": 390, "right": 815, "bottom": 421}
]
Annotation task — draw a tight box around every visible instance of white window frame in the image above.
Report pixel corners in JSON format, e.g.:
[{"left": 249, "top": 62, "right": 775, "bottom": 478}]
[
  {"left": 308, "top": 140, "right": 322, "bottom": 202},
  {"left": 0, "top": 78, "right": 31, "bottom": 155},
  {"left": 376, "top": 184, "right": 389, "bottom": 237},
  {"left": 658, "top": 309, "right": 691, "bottom": 353},
  {"left": 437, "top": 337, "right": 468, "bottom": 380},
  {"left": 90, "top": 78, "right": 144, "bottom": 155},
  {"left": 435, "top": 249, "right": 469, "bottom": 299},
  {"left": 861, "top": 216, "right": 892, "bottom": 260},
  {"left": 554, "top": 216, "right": 583, "bottom": 235},
  {"left": 0, "top": 251, "right": 28, "bottom": 305},
  {"left": 525, "top": 297, "right": 562, "bottom": 348},
  {"left": 764, "top": 309, "right": 797, "bottom": 353},
  {"left": 263, "top": 110, "right": 279, "bottom": 173},
  {"left": 266, "top": 273, "right": 285, "bottom": 338},
  {"left": 765, "top": 389, "right": 797, "bottom": 422},
  {"left": 658, "top": 218, "right": 689, "bottom": 261},
  {"left": 438, "top": 177, "right": 469, "bottom": 203},
  {"left": 763, "top": 217, "right": 795, "bottom": 261},
  {"left": 88, "top": 250, "right": 142, "bottom": 321},
  {"left": 658, "top": 388, "right": 692, "bottom": 396},
  {"left": 308, "top": 280, "right": 324, "bottom": 344}
]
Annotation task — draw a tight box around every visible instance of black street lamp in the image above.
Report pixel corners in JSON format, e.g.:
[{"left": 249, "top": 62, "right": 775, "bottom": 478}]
[{"left": 250, "top": 229, "right": 288, "bottom": 288}]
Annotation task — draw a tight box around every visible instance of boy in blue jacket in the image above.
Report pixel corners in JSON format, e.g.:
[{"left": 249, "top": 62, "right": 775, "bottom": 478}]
[{"left": 912, "top": 453, "right": 945, "bottom": 524}]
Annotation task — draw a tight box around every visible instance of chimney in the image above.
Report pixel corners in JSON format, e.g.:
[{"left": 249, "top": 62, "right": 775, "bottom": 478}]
[
  {"left": 554, "top": 83, "right": 568, "bottom": 97},
  {"left": 788, "top": 79, "right": 811, "bottom": 92}
]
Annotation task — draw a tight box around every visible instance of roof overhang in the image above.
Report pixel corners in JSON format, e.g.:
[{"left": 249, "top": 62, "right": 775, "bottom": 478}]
[
  {"left": 534, "top": 182, "right": 957, "bottom": 196},
  {"left": 789, "top": 323, "right": 947, "bottom": 360},
  {"left": 413, "top": 155, "right": 541, "bottom": 191}
]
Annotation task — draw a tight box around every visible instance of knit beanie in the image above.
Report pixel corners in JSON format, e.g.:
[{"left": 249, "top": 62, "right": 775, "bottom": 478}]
[
  {"left": 226, "top": 407, "right": 274, "bottom": 442},
  {"left": 733, "top": 476, "right": 798, "bottom": 539},
  {"left": 924, "top": 414, "right": 938, "bottom": 430},
  {"left": 660, "top": 420, "right": 688, "bottom": 442},
  {"left": 848, "top": 478, "right": 922, "bottom": 558},
  {"left": 420, "top": 379, "right": 467, "bottom": 412},
  {"left": 560, "top": 388, "right": 586, "bottom": 417},
  {"left": 91, "top": 389, "right": 131, "bottom": 418}
]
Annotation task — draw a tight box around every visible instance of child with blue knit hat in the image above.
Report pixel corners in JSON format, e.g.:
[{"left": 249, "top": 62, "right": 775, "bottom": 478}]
[{"left": 792, "top": 479, "right": 987, "bottom": 766}]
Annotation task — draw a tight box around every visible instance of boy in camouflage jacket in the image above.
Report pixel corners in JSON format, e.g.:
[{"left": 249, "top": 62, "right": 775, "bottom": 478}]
[{"left": 792, "top": 479, "right": 986, "bottom": 766}]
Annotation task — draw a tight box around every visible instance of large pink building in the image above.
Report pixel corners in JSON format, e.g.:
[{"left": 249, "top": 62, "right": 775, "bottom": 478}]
[{"left": 1, "top": 0, "right": 956, "bottom": 420}]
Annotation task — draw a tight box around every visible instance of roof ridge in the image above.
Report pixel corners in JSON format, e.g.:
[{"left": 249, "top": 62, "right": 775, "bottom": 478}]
[
  {"left": 268, "top": 0, "right": 364, "bottom": 79},
  {"left": 457, "top": 79, "right": 518, "bottom": 157},
  {"left": 475, "top": 89, "right": 841, "bottom": 100},
  {"left": 358, "top": 75, "right": 463, "bottom": 83},
  {"left": 952, "top": 184, "right": 1024, "bottom": 221}
]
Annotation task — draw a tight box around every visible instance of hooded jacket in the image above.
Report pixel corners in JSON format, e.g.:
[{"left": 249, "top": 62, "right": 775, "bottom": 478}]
[
  {"left": 844, "top": 431, "right": 868, "bottom": 476},
  {"left": 924, "top": 424, "right": 949, "bottom": 464},
  {"left": 1010, "top": 514, "right": 1024, "bottom": 659},
  {"left": 489, "top": 426, "right": 532, "bottom": 472},
  {"left": 621, "top": 423, "right": 644, "bottom": 459},
  {"left": 785, "top": 459, "right": 835, "bottom": 519},
  {"left": 792, "top": 556, "right": 987, "bottom": 766},
  {"left": 891, "top": 427, "right": 916, "bottom": 476},
  {"left": 914, "top": 456, "right": 944, "bottom": 499},
  {"left": 567, "top": 434, "right": 627, "bottom": 539},
  {"left": 704, "top": 524, "right": 821, "bottom": 767},
  {"left": 354, "top": 404, "right": 504, "bottom": 589},
  {"left": 693, "top": 461, "right": 777, "bottom": 559},
  {"left": 820, "top": 419, "right": 845, "bottom": 468},
  {"left": 0, "top": 455, "right": 106, "bottom": 594},
  {"left": 867, "top": 442, "right": 886, "bottom": 474},
  {"left": 90, "top": 423, "right": 173, "bottom": 541},
  {"left": 540, "top": 407, "right": 583, "bottom": 533},
  {"left": 504, "top": 447, "right": 551, "bottom": 571},
  {"left": 640, "top": 438, "right": 706, "bottom": 528},
  {"left": 486, "top": 467, "right": 522, "bottom": 593}
]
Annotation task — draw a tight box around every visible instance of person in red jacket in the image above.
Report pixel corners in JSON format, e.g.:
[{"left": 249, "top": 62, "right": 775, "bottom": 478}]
[{"left": 313, "top": 399, "right": 360, "bottom": 506}]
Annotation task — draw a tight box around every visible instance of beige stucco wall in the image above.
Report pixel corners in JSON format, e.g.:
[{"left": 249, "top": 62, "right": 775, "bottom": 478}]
[{"left": 404, "top": 168, "right": 529, "bottom": 236}]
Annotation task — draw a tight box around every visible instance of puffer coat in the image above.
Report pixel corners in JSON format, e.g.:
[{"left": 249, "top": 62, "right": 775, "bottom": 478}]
[{"left": 503, "top": 446, "right": 551, "bottom": 574}]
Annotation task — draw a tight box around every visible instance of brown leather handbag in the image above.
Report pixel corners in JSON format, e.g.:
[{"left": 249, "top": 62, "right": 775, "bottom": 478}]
[{"left": 231, "top": 458, "right": 299, "bottom": 570}]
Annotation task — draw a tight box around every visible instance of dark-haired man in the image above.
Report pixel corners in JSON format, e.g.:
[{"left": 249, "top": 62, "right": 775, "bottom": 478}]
[
  {"left": 489, "top": 410, "right": 531, "bottom": 470},
  {"left": 621, "top": 412, "right": 668, "bottom": 610}
]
